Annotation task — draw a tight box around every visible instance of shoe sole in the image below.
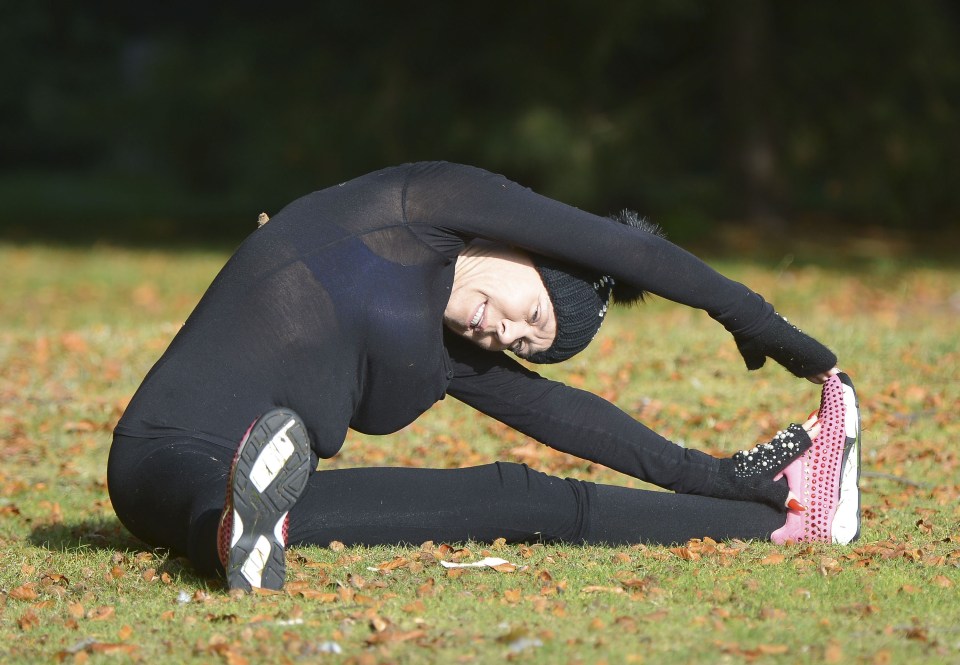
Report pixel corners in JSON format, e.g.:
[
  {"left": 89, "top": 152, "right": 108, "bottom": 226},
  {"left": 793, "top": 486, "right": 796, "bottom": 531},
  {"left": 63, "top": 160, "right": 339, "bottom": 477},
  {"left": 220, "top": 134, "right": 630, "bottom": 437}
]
[
  {"left": 831, "top": 372, "right": 861, "bottom": 544},
  {"left": 226, "top": 409, "right": 311, "bottom": 591}
]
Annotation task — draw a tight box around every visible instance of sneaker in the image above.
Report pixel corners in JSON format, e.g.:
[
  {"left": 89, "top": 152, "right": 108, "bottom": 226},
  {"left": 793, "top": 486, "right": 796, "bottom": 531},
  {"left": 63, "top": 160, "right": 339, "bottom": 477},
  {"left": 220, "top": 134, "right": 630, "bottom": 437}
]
[
  {"left": 770, "top": 372, "right": 861, "bottom": 545},
  {"left": 217, "top": 409, "right": 312, "bottom": 591}
]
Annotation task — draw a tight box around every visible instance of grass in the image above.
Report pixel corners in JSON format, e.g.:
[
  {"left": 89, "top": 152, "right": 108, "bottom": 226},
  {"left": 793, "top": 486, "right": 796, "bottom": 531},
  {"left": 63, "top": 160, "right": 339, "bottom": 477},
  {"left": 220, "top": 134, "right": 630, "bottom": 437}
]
[{"left": 0, "top": 240, "right": 958, "bottom": 664}]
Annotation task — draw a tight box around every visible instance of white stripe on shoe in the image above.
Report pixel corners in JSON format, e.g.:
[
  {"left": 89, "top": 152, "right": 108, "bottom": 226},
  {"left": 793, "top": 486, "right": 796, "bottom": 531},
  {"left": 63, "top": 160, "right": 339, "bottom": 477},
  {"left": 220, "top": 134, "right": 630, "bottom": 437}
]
[
  {"left": 832, "top": 379, "right": 861, "bottom": 544},
  {"left": 241, "top": 535, "right": 272, "bottom": 589},
  {"left": 249, "top": 419, "right": 297, "bottom": 493},
  {"left": 231, "top": 510, "right": 244, "bottom": 549}
]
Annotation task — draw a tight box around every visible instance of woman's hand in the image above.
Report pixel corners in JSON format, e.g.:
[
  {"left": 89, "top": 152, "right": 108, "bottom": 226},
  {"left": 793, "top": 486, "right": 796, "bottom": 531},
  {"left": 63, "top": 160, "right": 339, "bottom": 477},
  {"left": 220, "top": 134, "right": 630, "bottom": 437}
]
[{"left": 806, "top": 367, "right": 840, "bottom": 384}]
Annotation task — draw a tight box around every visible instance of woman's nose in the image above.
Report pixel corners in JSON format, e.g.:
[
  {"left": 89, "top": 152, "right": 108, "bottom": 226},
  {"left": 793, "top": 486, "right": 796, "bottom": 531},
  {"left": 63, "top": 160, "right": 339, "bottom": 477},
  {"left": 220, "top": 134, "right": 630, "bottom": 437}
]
[{"left": 496, "top": 319, "right": 524, "bottom": 346}]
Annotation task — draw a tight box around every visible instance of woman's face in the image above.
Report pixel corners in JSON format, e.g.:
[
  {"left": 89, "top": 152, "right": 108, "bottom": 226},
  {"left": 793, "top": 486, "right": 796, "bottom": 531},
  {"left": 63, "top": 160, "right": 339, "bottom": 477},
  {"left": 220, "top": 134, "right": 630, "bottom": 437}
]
[{"left": 444, "top": 243, "right": 556, "bottom": 358}]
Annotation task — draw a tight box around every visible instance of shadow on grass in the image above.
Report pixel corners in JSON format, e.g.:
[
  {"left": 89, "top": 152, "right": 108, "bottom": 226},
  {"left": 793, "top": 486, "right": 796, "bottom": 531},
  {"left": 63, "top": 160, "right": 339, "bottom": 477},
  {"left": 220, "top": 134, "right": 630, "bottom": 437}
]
[
  {"left": 28, "top": 518, "right": 210, "bottom": 585},
  {"left": 29, "top": 517, "right": 146, "bottom": 553}
]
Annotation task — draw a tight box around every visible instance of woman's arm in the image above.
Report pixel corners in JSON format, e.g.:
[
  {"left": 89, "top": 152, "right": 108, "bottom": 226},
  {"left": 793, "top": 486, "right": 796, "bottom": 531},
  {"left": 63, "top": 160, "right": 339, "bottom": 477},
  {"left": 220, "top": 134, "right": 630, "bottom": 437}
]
[
  {"left": 405, "top": 161, "right": 836, "bottom": 377},
  {"left": 444, "top": 333, "right": 719, "bottom": 495}
]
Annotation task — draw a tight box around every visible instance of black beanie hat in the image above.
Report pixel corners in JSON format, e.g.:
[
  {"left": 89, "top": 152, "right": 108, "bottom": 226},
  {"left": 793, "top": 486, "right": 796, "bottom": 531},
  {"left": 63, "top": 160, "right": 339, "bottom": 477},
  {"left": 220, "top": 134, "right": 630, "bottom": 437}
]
[
  {"left": 526, "top": 259, "right": 614, "bottom": 364},
  {"left": 524, "top": 211, "right": 665, "bottom": 364}
]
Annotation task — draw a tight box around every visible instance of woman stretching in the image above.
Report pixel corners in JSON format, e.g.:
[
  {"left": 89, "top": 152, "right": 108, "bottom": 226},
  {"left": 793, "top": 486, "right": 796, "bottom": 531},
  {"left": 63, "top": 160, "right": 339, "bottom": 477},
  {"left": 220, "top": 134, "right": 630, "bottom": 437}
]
[{"left": 107, "top": 162, "right": 861, "bottom": 592}]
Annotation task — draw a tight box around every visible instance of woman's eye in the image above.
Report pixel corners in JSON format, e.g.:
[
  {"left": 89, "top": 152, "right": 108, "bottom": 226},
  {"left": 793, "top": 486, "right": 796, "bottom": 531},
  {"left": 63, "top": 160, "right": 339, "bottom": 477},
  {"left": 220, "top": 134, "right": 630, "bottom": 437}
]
[{"left": 532, "top": 305, "right": 540, "bottom": 323}]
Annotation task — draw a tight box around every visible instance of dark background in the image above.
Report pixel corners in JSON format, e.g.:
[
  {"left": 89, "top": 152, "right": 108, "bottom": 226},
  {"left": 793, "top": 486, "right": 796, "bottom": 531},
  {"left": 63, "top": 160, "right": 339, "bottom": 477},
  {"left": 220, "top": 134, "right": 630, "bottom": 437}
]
[{"left": 2, "top": 1, "right": 958, "bottom": 248}]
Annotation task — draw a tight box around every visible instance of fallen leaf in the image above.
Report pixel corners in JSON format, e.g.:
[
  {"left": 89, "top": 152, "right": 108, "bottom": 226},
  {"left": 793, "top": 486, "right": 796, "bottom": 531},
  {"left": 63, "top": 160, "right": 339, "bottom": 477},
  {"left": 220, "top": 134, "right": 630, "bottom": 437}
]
[
  {"left": 365, "top": 629, "right": 426, "bottom": 645},
  {"left": 417, "top": 578, "right": 436, "bottom": 597},
  {"left": 18, "top": 610, "right": 40, "bottom": 631},
  {"left": 581, "top": 586, "right": 624, "bottom": 595},
  {"left": 87, "top": 606, "right": 115, "bottom": 621},
  {"left": 402, "top": 600, "right": 427, "bottom": 614},
  {"left": 824, "top": 640, "right": 843, "bottom": 663},
  {"left": 503, "top": 588, "right": 522, "bottom": 603},
  {"left": 9, "top": 584, "right": 38, "bottom": 601},
  {"left": 931, "top": 575, "right": 953, "bottom": 588}
]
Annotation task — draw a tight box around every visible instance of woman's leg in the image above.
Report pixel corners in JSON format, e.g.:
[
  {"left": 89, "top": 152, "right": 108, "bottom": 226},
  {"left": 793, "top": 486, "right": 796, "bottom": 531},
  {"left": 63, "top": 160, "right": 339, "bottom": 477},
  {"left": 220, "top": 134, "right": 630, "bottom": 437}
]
[
  {"left": 107, "top": 434, "right": 235, "bottom": 577},
  {"left": 109, "top": 436, "right": 784, "bottom": 582},
  {"left": 288, "top": 462, "right": 785, "bottom": 548}
]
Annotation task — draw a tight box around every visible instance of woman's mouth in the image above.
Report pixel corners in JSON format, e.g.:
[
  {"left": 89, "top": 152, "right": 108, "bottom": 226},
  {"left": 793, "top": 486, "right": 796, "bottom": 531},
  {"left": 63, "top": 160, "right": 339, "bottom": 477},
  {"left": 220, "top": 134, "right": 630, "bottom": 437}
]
[{"left": 469, "top": 301, "right": 486, "bottom": 331}]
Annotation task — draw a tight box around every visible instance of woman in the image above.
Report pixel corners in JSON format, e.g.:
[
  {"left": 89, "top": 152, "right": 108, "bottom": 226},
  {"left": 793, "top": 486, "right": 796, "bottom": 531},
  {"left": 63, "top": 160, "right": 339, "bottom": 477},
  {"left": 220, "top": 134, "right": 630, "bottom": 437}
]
[{"left": 108, "top": 162, "right": 861, "bottom": 592}]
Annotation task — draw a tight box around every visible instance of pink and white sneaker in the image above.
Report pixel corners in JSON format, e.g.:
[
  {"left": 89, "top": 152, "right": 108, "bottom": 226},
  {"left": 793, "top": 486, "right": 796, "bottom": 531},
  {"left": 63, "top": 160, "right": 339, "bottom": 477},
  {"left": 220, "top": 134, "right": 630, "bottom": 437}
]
[
  {"left": 771, "top": 372, "right": 861, "bottom": 545},
  {"left": 217, "top": 409, "right": 312, "bottom": 591}
]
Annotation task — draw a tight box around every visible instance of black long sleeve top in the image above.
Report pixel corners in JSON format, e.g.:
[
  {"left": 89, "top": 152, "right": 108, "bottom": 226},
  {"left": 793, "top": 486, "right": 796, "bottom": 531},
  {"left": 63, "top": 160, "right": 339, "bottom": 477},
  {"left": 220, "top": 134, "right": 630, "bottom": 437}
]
[{"left": 115, "top": 162, "right": 801, "bottom": 495}]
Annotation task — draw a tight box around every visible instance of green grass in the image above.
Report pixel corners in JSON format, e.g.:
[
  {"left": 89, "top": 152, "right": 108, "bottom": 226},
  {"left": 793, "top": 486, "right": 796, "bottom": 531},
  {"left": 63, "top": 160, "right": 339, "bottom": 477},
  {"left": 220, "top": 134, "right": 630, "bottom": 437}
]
[{"left": 1, "top": 241, "right": 958, "bottom": 664}]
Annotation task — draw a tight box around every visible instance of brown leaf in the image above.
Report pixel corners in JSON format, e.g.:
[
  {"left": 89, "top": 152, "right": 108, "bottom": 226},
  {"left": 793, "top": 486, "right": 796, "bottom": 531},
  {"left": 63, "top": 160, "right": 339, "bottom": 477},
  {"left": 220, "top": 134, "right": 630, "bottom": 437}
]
[
  {"left": 9, "top": 584, "right": 38, "bottom": 601},
  {"left": 670, "top": 546, "right": 700, "bottom": 561},
  {"left": 640, "top": 610, "right": 669, "bottom": 622},
  {"left": 824, "top": 640, "right": 843, "bottom": 663},
  {"left": 89, "top": 643, "right": 139, "bottom": 656},
  {"left": 40, "top": 572, "right": 69, "bottom": 586},
  {"left": 373, "top": 556, "right": 408, "bottom": 571},
  {"left": 87, "top": 606, "right": 115, "bottom": 621},
  {"left": 503, "top": 588, "right": 522, "bottom": 603},
  {"left": 417, "top": 578, "right": 436, "bottom": 597},
  {"left": 366, "top": 629, "right": 426, "bottom": 645},
  {"left": 347, "top": 573, "right": 365, "bottom": 589},
  {"left": 402, "top": 600, "right": 427, "bottom": 614},
  {"left": 931, "top": 575, "right": 953, "bottom": 588},
  {"left": 760, "top": 553, "right": 786, "bottom": 565},
  {"left": 581, "top": 586, "right": 624, "bottom": 595},
  {"left": 17, "top": 610, "right": 40, "bottom": 631},
  {"left": 117, "top": 625, "right": 134, "bottom": 640}
]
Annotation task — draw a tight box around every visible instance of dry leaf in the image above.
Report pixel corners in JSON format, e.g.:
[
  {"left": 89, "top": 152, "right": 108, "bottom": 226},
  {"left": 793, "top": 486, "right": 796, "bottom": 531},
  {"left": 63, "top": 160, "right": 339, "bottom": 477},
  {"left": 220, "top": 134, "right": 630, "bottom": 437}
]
[
  {"left": 503, "top": 588, "right": 522, "bottom": 603},
  {"left": 87, "top": 606, "right": 115, "bottom": 621},
  {"left": 417, "top": 578, "right": 436, "bottom": 597},
  {"left": 366, "top": 629, "right": 426, "bottom": 645},
  {"left": 17, "top": 610, "right": 40, "bottom": 631},
  {"left": 9, "top": 584, "right": 38, "bottom": 601},
  {"left": 824, "top": 640, "right": 843, "bottom": 663},
  {"left": 581, "top": 586, "right": 624, "bottom": 595},
  {"left": 402, "top": 600, "right": 427, "bottom": 614},
  {"left": 931, "top": 575, "right": 953, "bottom": 588}
]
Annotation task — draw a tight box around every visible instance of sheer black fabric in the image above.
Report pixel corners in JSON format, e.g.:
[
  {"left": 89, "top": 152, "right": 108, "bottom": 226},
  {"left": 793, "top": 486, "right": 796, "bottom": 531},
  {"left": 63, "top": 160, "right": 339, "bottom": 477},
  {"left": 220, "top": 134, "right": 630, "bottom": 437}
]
[{"left": 110, "top": 162, "right": 824, "bottom": 571}]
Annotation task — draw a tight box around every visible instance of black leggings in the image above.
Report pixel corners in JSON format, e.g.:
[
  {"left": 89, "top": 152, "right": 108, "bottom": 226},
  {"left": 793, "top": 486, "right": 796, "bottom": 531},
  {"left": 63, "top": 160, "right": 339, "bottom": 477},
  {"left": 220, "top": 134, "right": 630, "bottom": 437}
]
[{"left": 107, "top": 434, "right": 786, "bottom": 578}]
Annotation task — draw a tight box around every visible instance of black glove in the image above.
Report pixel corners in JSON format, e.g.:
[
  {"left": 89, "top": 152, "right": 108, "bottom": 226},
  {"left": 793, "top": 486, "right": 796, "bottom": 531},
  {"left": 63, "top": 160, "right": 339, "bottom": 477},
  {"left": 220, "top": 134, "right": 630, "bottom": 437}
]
[
  {"left": 707, "top": 423, "right": 813, "bottom": 510},
  {"left": 735, "top": 313, "right": 837, "bottom": 378}
]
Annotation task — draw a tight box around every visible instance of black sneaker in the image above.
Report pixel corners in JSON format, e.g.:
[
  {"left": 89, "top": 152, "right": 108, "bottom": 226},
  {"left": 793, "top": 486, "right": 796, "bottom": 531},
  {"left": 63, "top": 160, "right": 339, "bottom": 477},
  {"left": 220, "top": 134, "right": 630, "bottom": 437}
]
[{"left": 217, "top": 409, "right": 311, "bottom": 591}]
